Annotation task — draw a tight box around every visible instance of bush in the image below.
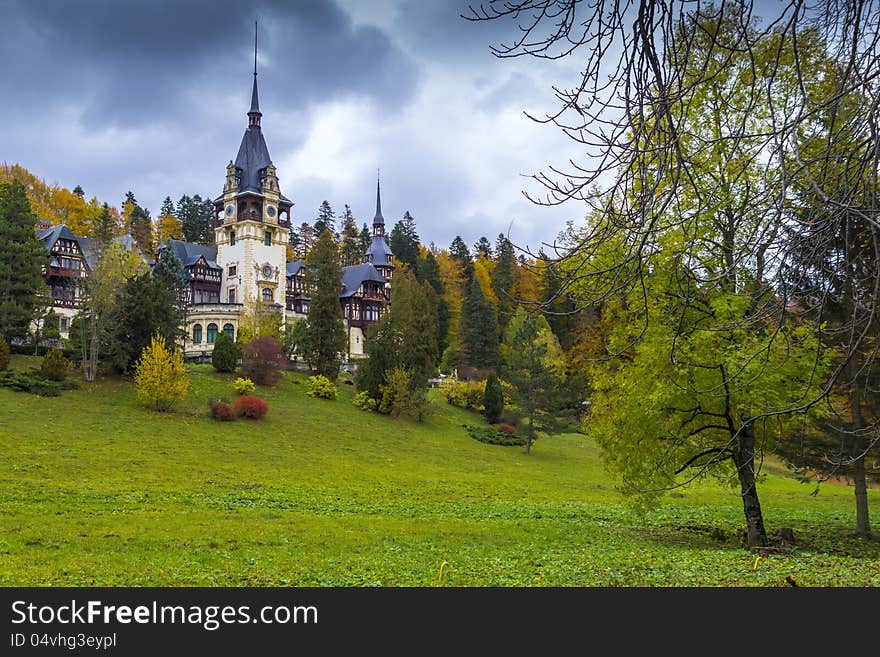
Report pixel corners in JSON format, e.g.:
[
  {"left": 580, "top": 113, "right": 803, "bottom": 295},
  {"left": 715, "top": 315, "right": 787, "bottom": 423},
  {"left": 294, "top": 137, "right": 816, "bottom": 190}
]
[
  {"left": 443, "top": 380, "right": 486, "bottom": 410},
  {"left": 0, "top": 336, "right": 9, "bottom": 371},
  {"left": 465, "top": 424, "right": 526, "bottom": 446},
  {"left": 496, "top": 422, "right": 517, "bottom": 435},
  {"left": 378, "top": 368, "right": 427, "bottom": 420},
  {"left": 212, "top": 331, "right": 240, "bottom": 372},
  {"left": 233, "top": 394, "right": 269, "bottom": 419},
  {"left": 353, "top": 390, "right": 378, "bottom": 411},
  {"left": 0, "top": 370, "right": 61, "bottom": 396},
  {"left": 233, "top": 377, "right": 256, "bottom": 395},
  {"left": 209, "top": 399, "right": 236, "bottom": 421},
  {"left": 483, "top": 372, "right": 504, "bottom": 423},
  {"left": 133, "top": 335, "right": 189, "bottom": 412},
  {"left": 40, "top": 348, "right": 69, "bottom": 381},
  {"left": 241, "top": 336, "right": 286, "bottom": 386},
  {"left": 306, "top": 374, "right": 337, "bottom": 399}
]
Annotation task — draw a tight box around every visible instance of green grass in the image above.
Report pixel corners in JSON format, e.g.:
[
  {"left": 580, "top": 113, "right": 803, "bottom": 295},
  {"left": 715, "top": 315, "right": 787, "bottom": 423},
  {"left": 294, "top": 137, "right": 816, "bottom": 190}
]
[{"left": 1, "top": 355, "right": 878, "bottom": 586}]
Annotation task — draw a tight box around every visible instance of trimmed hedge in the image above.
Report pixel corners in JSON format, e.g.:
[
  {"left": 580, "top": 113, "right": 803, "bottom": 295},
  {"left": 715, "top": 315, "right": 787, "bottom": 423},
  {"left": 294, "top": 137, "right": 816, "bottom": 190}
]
[
  {"left": 233, "top": 394, "right": 269, "bottom": 419},
  {"left": 464, "top": 424, "right": 527, "bottom": 447}
]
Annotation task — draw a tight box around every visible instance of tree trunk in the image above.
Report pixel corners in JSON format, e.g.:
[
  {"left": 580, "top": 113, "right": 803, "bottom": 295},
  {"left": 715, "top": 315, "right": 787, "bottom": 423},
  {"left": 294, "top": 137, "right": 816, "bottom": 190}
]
[
  {"left": 734, "top": 423, "right": 768, "bottom": 548},
  {"left": 847, "top": 353, "right": 872, "bottom": 537}
]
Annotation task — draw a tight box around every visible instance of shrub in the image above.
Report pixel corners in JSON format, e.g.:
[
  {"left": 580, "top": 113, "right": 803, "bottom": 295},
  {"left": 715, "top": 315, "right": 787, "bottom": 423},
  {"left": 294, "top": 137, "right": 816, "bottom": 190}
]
[
  {"left": 443, "top": 380, "right": 486, "bottom": 410},
  {"left": 379, "top": 367, "right": 428, "bottom": 419},
  {"left": 465, "top": 424, "right": 526, "bottom": 446},
  {"left": 497, "top": 422, "right": 517, "bottom": 435},
  {"left": 353, "top": 390, "right": 378, "bottom": 411},
  {"left": 483, "top": 372, "right": 504, "bottom": 423},
  {"left": 241, "top": 336, "right": 286, "bottom": 386},
  {"left": 40, "top": 348, "right": 69, "bottom": 381},
  {"left": 0, "top": 336, "right": 9, "bottom": 371},
  {"left": 233, "top": 394, "right": 269, "bottom": 419},
  {"left": 209, "top": 399, "right": 236, "bottom": 421},
  {"left": 0, "top": 370, "right": 61, "bottom": 396},
  {"left": 133, "top": 335, "right": 189, "bottom": 412},
  {"left": 233, "top": 377, "right": 256, "bottom": 395},
  {"left": 306, "top": 374, "right": 337, "bottom": 399},
  {"left": 211, "top": 331, "right": 240, "bottom": 373}
]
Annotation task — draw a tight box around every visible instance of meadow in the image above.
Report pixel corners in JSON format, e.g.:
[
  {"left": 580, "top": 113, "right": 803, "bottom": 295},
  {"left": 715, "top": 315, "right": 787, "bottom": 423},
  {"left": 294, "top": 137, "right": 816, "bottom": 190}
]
[{"left": 1, "top": 356, "right": 878, "bottom": 586}]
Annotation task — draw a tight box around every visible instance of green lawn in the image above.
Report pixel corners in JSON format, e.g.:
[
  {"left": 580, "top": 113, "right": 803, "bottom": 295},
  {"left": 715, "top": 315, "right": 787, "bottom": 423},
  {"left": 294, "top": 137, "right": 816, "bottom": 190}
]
[{"left": 1, "top": 356, "right": 878, "bottom": 586}]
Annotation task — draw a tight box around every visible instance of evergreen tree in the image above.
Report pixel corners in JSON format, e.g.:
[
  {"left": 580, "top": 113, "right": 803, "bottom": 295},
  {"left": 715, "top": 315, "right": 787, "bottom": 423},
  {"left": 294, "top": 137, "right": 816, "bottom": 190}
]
[
  {"left": 460, "top": 276, "right": 500, "bottom": 369},
  {"left": 178, "top": 194, "right": 214, "bottom": 245},
  {"left": 0, "top": 181, "right": 47, "bottom": 341},
  {"left": 449, "top": 235, "right": 474, "bottom": 281},
  {"left": 304, "top": 230, "right": 346, "bottom": 380},
  {"left": 359, "top": 223, "right": 372, "bottom": 256},
  {"left": 389, "top": 268, "right": 439, "bottom": 388},
  {"left": 128, "top": 204, "right": 153, "bottom": 254},
  {"left": 106, "top": 271, "right": 182, "bottom": 372},
  {"left": 539, "top": 256, "right": 581, "bottom": 351},
  {"left": 474, "top": 236, "right": 493, "bottom": 258},
  {"left": 211, "top": 330, "right": 240, "bottom": 373},
  {"left": 389, "top": 211, "right": 420, "bottom": 268},
  {"left": 153, "top": 244, "right": 188, "bottom": 308},
  {"left": 493, "top": 234, "right": 517, "bottom": 330},
  {"left": 483, "top": 371, "right": 504, "bottom": 423},
  {"left": 339, "top": 205, "right": 361, "bottom": 267},
  {"left": 314, "top": 200, "right": 337, "bottom": 239},
  {"left": 415, "top": 251, "right": 449, "bottom": 358},
  {"left": 72, "top": 185, "right": 85, "bottom": 198},
  {"left": 93, "top": 203, "right": 117, "bottom": 246},
  {"left": 297, "top": 222, "right": 315, "bottom": 259},
  {"left": 160, "top": 196, "right": 175, "bottom": 218},
  {"left": 356, "top": 318, "right": 397, "bottom": 400}
]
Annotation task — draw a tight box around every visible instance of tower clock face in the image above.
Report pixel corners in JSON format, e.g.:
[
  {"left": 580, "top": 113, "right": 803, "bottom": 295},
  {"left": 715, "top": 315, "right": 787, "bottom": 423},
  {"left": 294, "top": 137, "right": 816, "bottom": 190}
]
[
  {"left": 266, "top": 205, "right": 276, "bottom": 217},
  {"left": 225, "top": 204, "right": 234, "bottom": 217}
]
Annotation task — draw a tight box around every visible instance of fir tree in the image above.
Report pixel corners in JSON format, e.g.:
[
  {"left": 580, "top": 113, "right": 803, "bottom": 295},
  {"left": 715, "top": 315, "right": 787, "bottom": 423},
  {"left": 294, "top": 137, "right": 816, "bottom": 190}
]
[
  {"left": 483, "top": 371, "right": 504, "bottom": 423},
  {"left": 389, "top": 211, "right": 420, "bottom": 268},
  {"left": 449, "top": 235, "right": 474, "bottom": 281},
  {"left": 304, "top": 230, "right": 346, "bottom": 380},
  {"left": 415, "top": 251, "right": 449, "bottom": 357},
  {"left": 460, "top": 276, "right": 500, "bottom": 369},
  {"left": 0, "top": 181, "right": 47, "bottom": 341},
  {"left": 339, "top": 205, "right": 361, "bottom": 267},
  {"left": 160, "top": 196, "right": 175, "bottom": 218},
  {"left": 359, "top": 223, "right": 372, "bottom": 256},
  {"left": 493, "top": 234, "right": 517, "bottom": 330},
  {"left": 314, "top": 200, "right": 337, "bottom": 239},
  {"left": 473, "top": 236, "right": 492, "bottom": 258},
  {"left": 178, "top": 194, "right": 214, "bottom": 246},
  {"left": 93, "top": 203, "right": 117, "bottom": 247},
  {"left": 153, "top": 244, "right": 188, "bottom": 307},
  {"left": 72, "top": 185, "right": 85, "bottom": 198},
  {"left": 297, "top": 222, "right": 315, "bottom": 259}
]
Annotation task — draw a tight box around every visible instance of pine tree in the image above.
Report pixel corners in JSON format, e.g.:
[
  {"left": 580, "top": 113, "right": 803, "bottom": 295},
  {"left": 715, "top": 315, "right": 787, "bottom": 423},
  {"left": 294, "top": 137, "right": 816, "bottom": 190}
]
[
  {"left": 153, "top": 244, "right": 188, "bottom": 308},
  {"left": 304, "top": 230, "right": 346, "bottom": 380},
  {"left": 72, "top": 185, "right": 85, "bottom": 198},
  {"left": 473, "top": 236, "right": 492, "bottom": 258},
  {"left": 415, "top": 251, "right": 449, "bottom": 357},
  {"left": 314, "top": 200, "right": 337, "bottom": 239},
  {"left": 178, "top": 194, "right": 214, "bottom": 246},
  {"left": 93, "top": 203, "right": 117, "bottom": 247},
  {"left": 449, "top": 235, "right": 474, "bottom": 281},
  {"left": 493, "top": 234, "right": 517, "bottom": 331},
  {"left": 0, "top": 181, "right": 47, "bottom": 341},
  {"left": 297, "top": 222, "right": 315, "bottom": 259},
  {"left": 483, "top": 371, "right": 504, "bottom": 423},
  {"left": 339, "top": 205, "right": 361, "bottom": 266},
  {"left": 460, "top": 276, "right": 500, "bottom": 369},
  {"left": 359, "top": 223, "right": 372, "bottom": 256},
  {"left": 160, "top": 196, "right": 175, "bottom": 218},
  {"left": 389, "top": 211, "right": 420, "bottom": 268},
  {"left": 211, "top": 330, "right": 240, "bottom": 373}
]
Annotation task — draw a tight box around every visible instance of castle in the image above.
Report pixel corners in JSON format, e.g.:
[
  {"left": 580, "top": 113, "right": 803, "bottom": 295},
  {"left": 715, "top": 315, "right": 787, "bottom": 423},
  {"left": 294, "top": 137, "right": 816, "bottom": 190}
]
[{"left": 38, "top": 61, "right": 394, "bottom": 360}]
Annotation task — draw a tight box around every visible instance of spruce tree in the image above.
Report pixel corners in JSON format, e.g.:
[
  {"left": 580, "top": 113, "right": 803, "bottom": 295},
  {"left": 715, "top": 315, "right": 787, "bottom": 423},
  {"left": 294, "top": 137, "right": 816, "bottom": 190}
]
[
  {"left": 211, "top": 330, "right": 240, "bottom": 372},
  {"left": 415, "top": 251, "right": 449, "bottom": 357},
  {"left": 0, "top": 181, "right": 47, "bottom": 341},
  {"left": 493, "top": 234, "right": 517, "bottom": 330},
  {"left": 359, "top": 224, "right": 372, "bottom": 255},
  {"left": 339, "top": 205, "right": 361, "bottom": 267},
  {"left": 483, "top": 371, "right": 504, "bottom": 423},
  {"left": 389, "top": 211, "right": 420, "bottom": 268},
  {"left": 93, "top": 203, "right": 116, "bottom": 246},
  {"left": 153, "top": 244, "right": 188, "bottom": 309},
  {"left": 304, "top": 230, "right": 346, "bottom": 380},
  {"left": 473, "top": 236, "right": 492, "bottom": 258},
  {"left": 460, "top": 276, "right": 499, "bottom": 369},
  {"left": 314, "top": 200, "right": 337, "bottom": 240},
  {"left": 449, "top": 235, "right": 474, "bottom": 281}
]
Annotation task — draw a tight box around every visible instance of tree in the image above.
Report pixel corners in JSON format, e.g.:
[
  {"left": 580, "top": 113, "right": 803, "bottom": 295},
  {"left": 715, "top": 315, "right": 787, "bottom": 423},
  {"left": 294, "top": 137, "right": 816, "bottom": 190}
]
[
  {"left": 296, "top": 222, "right": 315, "bottom": 259},
  {"left": 0, "top": 180, "right": 46, "bottom": 341},
  {"left": 356, "top": 319, "right": 397, "bottom": 400},
  {"left": 283, "top": 317, "right": 311, "bottom": 362},
  {"left": 236, "top": 296, "right": 283, "bottom": 345},
  {"left": 40, "top": 347, "right": 69, "bottom": 381},
  {"left": 339, "top": 205, "right": 362, "bottom": 267},
  {"left": 155, "top": 196, "right": 183, "bottom": 245},
  {"left": 304, "top": 229, "right": 346, "bottom": 380},
  {"left": 483, "top": 371, "right": 504, "bottom": 424},
  {"left": 0, "top": 335, "right": 10, "bottom": 370},
  {"left": 153, "top": 243, "right": 188, "bottom": 308},
  {"left": 389, "top": 212, "right": 420, "bottom": 268},
  {"left": 473, "top": 236, "right": 492, "bottom": 259},
  {"left": 123, "top": 192, "right": 152, "bottom": 254},
  {"left": 460, "top": 277, "right": 499, "bottom": 369},
  {"left": 31, "top": 304, "right": 60, "bottom": 355},
  {"left": 72, "top": 185, "right": 84, "bottom": 198},
  {"left": 93, "top": 203, "right": 117, "bottom": 246},
  {"left": 502, "top": 310, "right": 563, "bottom": 455},
  {"left": 449, "top": 236, "right": 473, "bottom": 281},
  {"left": 211, "top": 330, "right": 240, "bottom": 373},
  {"left": 492, "top": 235, "right": 517, "bottom": 330},
  {"left": 241, "top": 336, "right": 286, "bottom": 386},
  {"left": 314, "top": 200, "right": 337, "bottom": 239},
  {"left": 134, "top": 334, "right": 189, "bottom": 412},
  {"left": 359, "top": 224, "right": 372, "bottom": 256},
  {"left": 415, "top": 250, "right": 449, "bottom": 357},
  {"left": 178, "top": 194, "right": 214, "bottom": 246}
]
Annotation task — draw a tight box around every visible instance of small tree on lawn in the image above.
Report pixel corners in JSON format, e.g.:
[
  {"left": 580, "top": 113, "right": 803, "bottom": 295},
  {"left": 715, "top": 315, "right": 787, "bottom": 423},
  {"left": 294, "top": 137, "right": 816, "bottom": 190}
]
[
  {"left": 212, "top": 330, "right": 239, "bottom": 373},
  {"left": 40, "top": 348, "right": 69, "bottom": 381},
  {"left": 242, "top": 336, "right": 286, "bottom": 386},
  {"left": 134, "top": 334, "right": 189, "bottom": 412},
  {"left": 483, "top": 371, "right": 504, "bottom": 424},
  {"left": 0, "top": 335, "right": 10, "bottom": 370}
]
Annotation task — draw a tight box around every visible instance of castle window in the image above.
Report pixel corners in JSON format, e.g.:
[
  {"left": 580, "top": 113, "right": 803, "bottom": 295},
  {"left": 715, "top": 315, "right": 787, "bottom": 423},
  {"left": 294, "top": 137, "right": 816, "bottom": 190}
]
[
  {"left": 60, "top": 317, "right": 68, "bottom": 333},
  {"left": 223, "top": 323, "right": 235, "bottom": 340},
  {"left": 228, "top": 265, "right": 236, "bottom": 277},
  {"left": 228, "top": 288, "right": 236, "bottom": 304},
  {"left": 264, "top": 230, "right": 272, "bottom": 246},
  {"left": 229, "top": 231, "right": 236, "bottom": 246},
  {"left": 193, "top": 324, "right": 203, "bottom": 344},
  {"left": 262, "top": 288, "right": 273, "bottom": 303},
  {"left": 206, "top": 323, "right": 218, "bottom": 344}
]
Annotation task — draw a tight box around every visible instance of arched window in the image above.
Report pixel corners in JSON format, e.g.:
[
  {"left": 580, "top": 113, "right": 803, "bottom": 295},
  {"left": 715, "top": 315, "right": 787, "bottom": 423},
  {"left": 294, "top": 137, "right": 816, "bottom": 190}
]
[
  {"left": 192, "top": 323, "right": 202, "bottom": 344},
  {"left": 223, "top": 323, "right": 235, "bottom": 340},
  {"left": 207, "top": 323, "right": 218, "bottom": 343},
  {"left": 262, "top": 288, "right": 273, "bottom": 302}
]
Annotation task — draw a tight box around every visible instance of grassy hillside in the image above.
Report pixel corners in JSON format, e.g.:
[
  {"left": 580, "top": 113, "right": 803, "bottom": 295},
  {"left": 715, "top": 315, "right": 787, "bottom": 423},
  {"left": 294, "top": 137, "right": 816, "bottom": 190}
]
[{"left": 1, "top": 356, "right": 878, "bottom": 586}]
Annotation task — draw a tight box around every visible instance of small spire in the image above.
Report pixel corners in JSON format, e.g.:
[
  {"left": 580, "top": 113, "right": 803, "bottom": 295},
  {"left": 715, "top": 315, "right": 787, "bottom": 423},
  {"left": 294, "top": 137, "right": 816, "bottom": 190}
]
[
  {"left": 248, "top": 21, "right": 262, "bottom": 127},
  {"left": 373, "top": 171, "right": 384, "bottom": 225}
]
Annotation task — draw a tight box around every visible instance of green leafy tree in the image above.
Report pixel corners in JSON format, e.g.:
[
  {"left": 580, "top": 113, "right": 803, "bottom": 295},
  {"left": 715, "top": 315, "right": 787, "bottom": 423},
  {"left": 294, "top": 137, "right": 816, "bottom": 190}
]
[
  {"left": 502, "top": 310, "right": 564, "bottom": 454},
  {"left": 0, "top": 180, "right": 46, "bottom": 341},
  {"left": 449, "top": 235, "right": 473, "bottom": 281},
  {"left": 460, "top": 277, "right": 500, "bottom": 369},
  {"left": 415, "top": 250, "right": 449, "bottom": 357},
  {"left": 304, "top": 230, "right": 346, "bottom": 380},
  {"left": 31, "top": 302, "right": 60, "bottom": 355},
  {"left": 483, "top": 371, "right": 504, "bottom": 423},
  {"left": 211, "top": 330, "right": 240, "bottom": 373},
  {"left": 134, "top": 334, "right": 189, "bottom": 412},
  {"left": 283, "top": 318, "right": 311, "bottom": 361},
  {"left": 178, "top": 194, "right": 215, "bottom": 246},
  {"left": 40, "top": 347, "right": 69, "bottom": 381}
]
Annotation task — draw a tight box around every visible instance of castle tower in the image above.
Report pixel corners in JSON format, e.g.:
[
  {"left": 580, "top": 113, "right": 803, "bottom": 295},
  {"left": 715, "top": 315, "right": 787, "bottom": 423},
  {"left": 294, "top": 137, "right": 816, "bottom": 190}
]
[
  {"left": 365, "top": 175, "right": 394, "bottom": 280},
  {"left": 213, "top": 26, "right": 292, "bottom": 308}
]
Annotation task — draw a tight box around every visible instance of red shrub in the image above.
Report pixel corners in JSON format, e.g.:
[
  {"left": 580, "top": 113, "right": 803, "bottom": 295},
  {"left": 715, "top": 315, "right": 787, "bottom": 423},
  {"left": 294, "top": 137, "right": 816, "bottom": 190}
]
[
  {"left": 496, "top": 422, "right": 517, "bottom": 435},
  {"left": 241, "top": 336, "right": 286, "bottom": 386},
  {"left": 209, "top": 400, "right": 236, "bottom": 421},
  {"left": 233, "top": 394, "right": 269, "bottom": 420}
]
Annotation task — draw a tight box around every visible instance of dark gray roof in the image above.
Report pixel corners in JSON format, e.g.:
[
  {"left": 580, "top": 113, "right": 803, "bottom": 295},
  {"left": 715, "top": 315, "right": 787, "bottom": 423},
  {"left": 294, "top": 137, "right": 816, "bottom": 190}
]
[
  {"left": 373, "top": 177, "right": 384, "bottom": 225},
  {"left": 37, "top": 224, "right": 77, "bottom": 251},
  {"left": 340, "top": 262, "right": 387, "bottom": 298},
  {"left": 164, "top": 238, "right": 220, "bottom": 269},
  {"left": 234, "top": 126, "right": 273, "bottom": 195},
  {"left": 366, "top": 235, "right": 393, "bottom": 264},
  {"left": 249, "top": 73, "right": 261, "bottom": 116},
  {"left": 285, "top": 259, "right": 305, "bottom": 277}
]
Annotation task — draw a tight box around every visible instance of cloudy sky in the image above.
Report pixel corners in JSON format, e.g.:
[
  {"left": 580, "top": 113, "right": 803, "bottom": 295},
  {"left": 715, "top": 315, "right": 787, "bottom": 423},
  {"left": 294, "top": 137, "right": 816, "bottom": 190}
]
[{"left": 0, "top": 0, "right": 590, "bottom": 253}]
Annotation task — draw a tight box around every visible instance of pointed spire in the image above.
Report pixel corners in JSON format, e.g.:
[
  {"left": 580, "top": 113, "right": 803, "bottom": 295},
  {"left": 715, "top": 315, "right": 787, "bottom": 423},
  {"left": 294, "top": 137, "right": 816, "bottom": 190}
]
[
  {"left": 373, "top": 170, "right": 384, "bottom": 225},
  {"left": 248, "top": 21, "right": 262, "bottom": 127}
]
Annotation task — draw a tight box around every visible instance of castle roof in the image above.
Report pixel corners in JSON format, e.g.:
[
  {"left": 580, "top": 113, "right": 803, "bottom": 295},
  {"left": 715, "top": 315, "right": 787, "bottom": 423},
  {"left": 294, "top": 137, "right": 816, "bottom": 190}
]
[{"left": 340, "top": 262, "right": 387, "bottom": 298}]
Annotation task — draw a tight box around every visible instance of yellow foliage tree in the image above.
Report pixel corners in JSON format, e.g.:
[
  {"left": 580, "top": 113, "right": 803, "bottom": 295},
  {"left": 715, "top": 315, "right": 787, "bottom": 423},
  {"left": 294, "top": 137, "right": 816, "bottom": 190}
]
[
  {"left": 155, "top": 212, "right": 183, "bottom": 245},
  {"left": 435, "top": 249, "right": 465, "bottom": 351},
  {"left": 473, "top": 257, "right": 498, "bottom": 307},
  {"left": 133, "top": 334, "right": 189, "bottom": 412}
]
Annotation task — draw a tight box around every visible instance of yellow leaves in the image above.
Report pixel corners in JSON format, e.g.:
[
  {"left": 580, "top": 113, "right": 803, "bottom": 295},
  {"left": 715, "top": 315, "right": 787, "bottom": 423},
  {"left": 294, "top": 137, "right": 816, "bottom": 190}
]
[
  {"left": 133, "top": 335, "right": 189, "bottom": 412},
  {"left": 154, "top": 212, "right": 183, "bottom": 245}
]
